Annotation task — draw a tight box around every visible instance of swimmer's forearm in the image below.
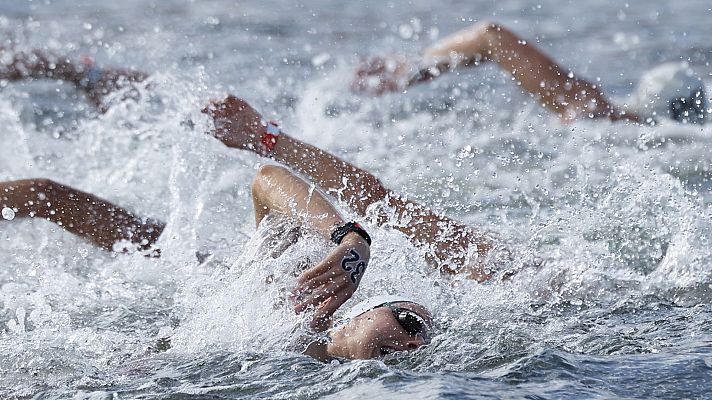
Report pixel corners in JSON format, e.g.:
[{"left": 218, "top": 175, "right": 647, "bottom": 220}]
[
  {"left": 423, "top": 22, "right": 634, "bottom": 121},
  {"left": 422, "top": 27, "right": 488, "bottom": 68},
  {"left": 0, "top": 179, "right": 164, "bottom": 253},
  {"left": 272, "top": 134, "right": 390, "bottom": 216},
  {"left": 270, "top": 133, "right": 493, "bottom": 270},
  {"left": 0, "top": 49, "right": 83, "bottom": 84},
  {"left": 422, "top": 22, "right": 560, "bottom": 86}
]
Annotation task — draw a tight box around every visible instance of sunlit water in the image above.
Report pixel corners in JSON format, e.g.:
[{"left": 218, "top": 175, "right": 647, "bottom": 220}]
[{"left": 1, "top": 0, "right": 712, "bottom": 398}]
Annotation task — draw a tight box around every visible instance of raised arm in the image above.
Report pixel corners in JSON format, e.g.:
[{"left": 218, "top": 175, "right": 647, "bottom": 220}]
[
  {"left": 353, "top": 21, "right": 639, "bottom": 122},
  {"left": 422, "top": 22, "right": 638, "bottom": 121},
  {"left": 205, "top": 96, "right": 497, "bottom": 281},
  {"left": 0, "top": 179, "right": 164, "bottom": 254},
  {"left": 251, "top": 164, "right": 370, "bottom": 331},
  {"left": 0, "top": 47, "right": 148, "bottom": 109}
]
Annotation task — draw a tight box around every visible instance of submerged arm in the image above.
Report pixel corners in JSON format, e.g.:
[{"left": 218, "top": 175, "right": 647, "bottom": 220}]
[{"left": 0, "top": 179, "right": 164, "bottom": 254}]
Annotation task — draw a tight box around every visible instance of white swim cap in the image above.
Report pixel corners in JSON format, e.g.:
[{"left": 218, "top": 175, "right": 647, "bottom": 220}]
[
  {"left": 341, "top": 295, "right": 419, "bottom": 322},
  {"left": 629, "top": 62, "right": 707, "bottom": 124}
]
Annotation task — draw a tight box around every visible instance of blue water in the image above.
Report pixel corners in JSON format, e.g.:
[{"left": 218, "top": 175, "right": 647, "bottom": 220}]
[{"left": 1, "top": 0, "right": 712, "bottom": 399}]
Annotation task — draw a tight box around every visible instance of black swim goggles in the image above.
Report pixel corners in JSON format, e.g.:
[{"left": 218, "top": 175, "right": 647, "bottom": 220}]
[{"left": 378, "top": 303, "right": 431, "bottom": 342}]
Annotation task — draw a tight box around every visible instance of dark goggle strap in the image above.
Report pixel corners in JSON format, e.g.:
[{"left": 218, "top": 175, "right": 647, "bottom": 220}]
[{"left": 330, "top": 221, "right": 372, "bottom": 246}]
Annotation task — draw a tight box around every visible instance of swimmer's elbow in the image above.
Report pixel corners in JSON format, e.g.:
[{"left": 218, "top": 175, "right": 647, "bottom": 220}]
[
  {"left": 255, "top": 164, "right": 289, "bottom": 180},
  {"left": 252, "top": 165, "right": 289, "bottom": 192},
  {"left": 474, "top": 21, "right": 501, "bottom": 32}
]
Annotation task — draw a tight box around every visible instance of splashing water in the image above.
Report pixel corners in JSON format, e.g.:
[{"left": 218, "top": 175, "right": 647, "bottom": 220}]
[{"left": 2, "top": 1, "right": 712, "bottom": 399}]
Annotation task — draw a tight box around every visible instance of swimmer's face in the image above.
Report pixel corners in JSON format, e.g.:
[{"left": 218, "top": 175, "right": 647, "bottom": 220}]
[{"left": 328, "top": 302, "right": 433, "bottom": 359}]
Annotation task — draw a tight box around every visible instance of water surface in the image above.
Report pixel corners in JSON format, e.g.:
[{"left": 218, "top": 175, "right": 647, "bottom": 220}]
[{"left": 1, "top": 1, "right": 712, "bottom": 398}]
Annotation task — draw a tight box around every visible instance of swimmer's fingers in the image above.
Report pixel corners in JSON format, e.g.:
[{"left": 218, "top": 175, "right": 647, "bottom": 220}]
[
  {"left": 200, "top": 95, "right": 264, "bottom": 150},
  {"left": 311, "top": 297, "right": 345, "bottom": 332},
  {"left": 355, "top": 56, "right": 387, "bottom": 76},
  {"left": 293, "top": 263, "right": 352, "bottom": 307},
  {"left": 201, "top": 95, "right": 235, "bottom": 117},
  {"left": 293, "top": 285, "right": 331, "bottom": 314},
  {"left": 295, "top": 262, "right": 344, "bottom": 289},
  {"left": 293, "top": 277, "right": 350, "bottom": 314},
  {"left": 201, "top": 95, "right": 252, "bottom": 117},
  {"left": 300, "top": 287, "right": 353, "bottom": 332},
  {"left": 294, "top": 241, "right": 368, "bottom": 316},
  {"left": 292, "top": 265, "right": 349, "bottom": 314},
  {"left": 295, "top": 259, "right": 334, "bottom": 287},
  {"left": 352, "top": 54, "right": 412, "bottom": 94},
  {"left": 352, "top": 56, "right": 390, "bottom": 94}
]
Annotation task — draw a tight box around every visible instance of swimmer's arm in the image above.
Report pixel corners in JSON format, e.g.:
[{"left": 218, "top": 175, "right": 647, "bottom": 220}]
[
  {"left": 205, "top": 96, "right": 493, "bottom": 279},
  {"left": 251, "top": 165, "right": 371, "bottom": 331},
  {"left": 0, "top": 47, "right": 148, "bottom": 109},
  {"left": 417, "top": 22, "right": 637, "bottom": 122},
  {"left": 251, "top": 165, "right": 351, "bottom": 237},
  {"left": 0, "top": 179, "right": 164, "bottom": 254},
  {"left": 272, "top": 135, "right": 387, "bottom": 217},
  {"left": 272, "top": 134, "right": 495, "bottom": 281},
  {"left": 0, "top": 48, "right": 84, "bottom": 84}
]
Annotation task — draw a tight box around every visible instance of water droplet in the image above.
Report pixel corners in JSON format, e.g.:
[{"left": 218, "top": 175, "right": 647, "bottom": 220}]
[
  {"left": 1, "top": 207, "right": 15, "bottom": 220},
  {"left": 311, "top": 52, "right": 331, "bottom": 67},
  {"left": 399, "top": 24, "right": 414, "bottom": 39}
]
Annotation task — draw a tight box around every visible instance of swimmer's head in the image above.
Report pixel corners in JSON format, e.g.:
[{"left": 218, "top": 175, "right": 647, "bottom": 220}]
[
  {"left": 629, "top": 62, "right": 707, "bottom": 124},
  {"left": 327, "top": 295, "right": 433, "bottom": 359}
]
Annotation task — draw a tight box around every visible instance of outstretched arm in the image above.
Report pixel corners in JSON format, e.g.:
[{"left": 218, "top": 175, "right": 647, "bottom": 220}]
[
  {"left": 251, "top": 165, "right": 370, "bottom": 331},
  {"left": 0, "top": 179, "right": 164, "bottom": 254},
  {"left": 272, "top": 129, "right": 496, "bottom": 280},
  {"left": 205, "top": 96, "right": 496, "bottom": 281},
  {"left": 0, "top": 47, "right": 148, "bottom": 109}
]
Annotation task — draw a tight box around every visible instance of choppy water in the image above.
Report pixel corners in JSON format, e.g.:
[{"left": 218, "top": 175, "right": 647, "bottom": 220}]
[{"left": 1, "top": 0, "right": 712, "bottom": 398}]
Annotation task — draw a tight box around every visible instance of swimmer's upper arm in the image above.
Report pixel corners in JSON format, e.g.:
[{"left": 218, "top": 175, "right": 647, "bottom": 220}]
[{"left": 250, "top": 164, "right": 344, "bottom": 239}]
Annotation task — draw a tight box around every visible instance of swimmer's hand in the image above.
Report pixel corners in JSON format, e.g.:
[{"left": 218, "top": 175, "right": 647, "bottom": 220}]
[
  {"left": 292, "top": 233, "right": 370, "bottom": 332},
  {"left": 202, "top": 95, "right": 265, "bottom": 151},
  {"left": 351, "top": 55, "right": 413, "bottom": 95}
]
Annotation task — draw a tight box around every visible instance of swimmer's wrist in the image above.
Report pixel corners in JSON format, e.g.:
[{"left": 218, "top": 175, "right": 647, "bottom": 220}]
[
  {"left": 341, "top": 231, "right": 370, "bottom": 248},
  {"left": 331, "top": 221, "right": 372, "bottom": 247},
  {"left": 256, "top": 119, "right": 281, "bottom": 157}
]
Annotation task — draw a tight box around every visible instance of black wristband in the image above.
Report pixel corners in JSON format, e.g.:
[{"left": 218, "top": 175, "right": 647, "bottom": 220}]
[{"left": 330, "top": 222, "right": 372, "bottom": 247}]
